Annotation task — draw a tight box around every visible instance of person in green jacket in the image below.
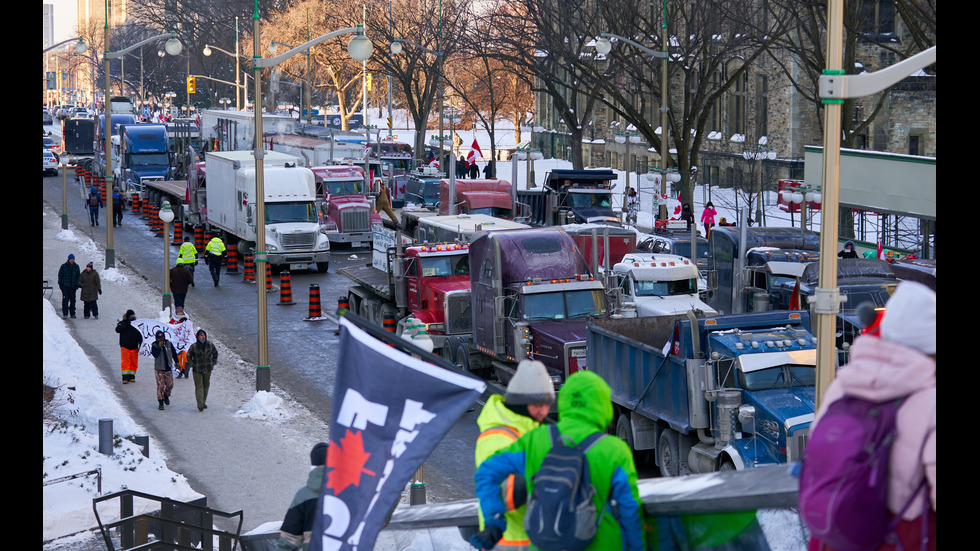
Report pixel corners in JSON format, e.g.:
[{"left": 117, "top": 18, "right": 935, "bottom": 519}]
[
  {"left": 186, "top": 329, "right": 218, "bottom": 411},
  {"left": 276, "top": 442, "right": 328, "bottom": 551},
  {"left": 472, "top": 370, "right": 645, "bottom": 551},
  {"left": 474, "top": 360, "right": 555, "bottom": 550}
]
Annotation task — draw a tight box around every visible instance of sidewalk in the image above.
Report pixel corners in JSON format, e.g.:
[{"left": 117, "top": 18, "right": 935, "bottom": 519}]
[{"left": 43, "top": 201, "right": 456, "bottom": 549}]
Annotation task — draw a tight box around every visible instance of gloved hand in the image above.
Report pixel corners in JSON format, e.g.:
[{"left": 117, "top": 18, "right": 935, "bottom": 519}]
[
  {"left": 510, "top": 474, "right": 527, "bottom": 509},
  {"left": 468, "top": 525, "right": 503, "bottom": 550}
]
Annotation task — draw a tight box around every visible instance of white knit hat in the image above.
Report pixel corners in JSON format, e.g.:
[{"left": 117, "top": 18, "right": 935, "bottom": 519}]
[
  {"left": 505, "top": 360, "right": 556, "bottom": 405},
  {"left": 880, "top": 281, "right": 936, "bottom": 355}
]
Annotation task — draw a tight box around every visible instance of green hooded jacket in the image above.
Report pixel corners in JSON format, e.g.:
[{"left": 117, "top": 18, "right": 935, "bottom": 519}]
[
  {"left": 475, "top": 394, "right": 542, "bottom": 548},
  {"left": 474, "top": 371, "right": 645, "bottom": 551}
]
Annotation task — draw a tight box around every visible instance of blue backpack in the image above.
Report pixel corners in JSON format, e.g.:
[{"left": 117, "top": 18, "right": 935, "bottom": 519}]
[
  {"left": 799, "top": 395, "right": 928, "bottom": 551},
  {"left": 523, "top": 425, "right": 607, "bottom": 551}
]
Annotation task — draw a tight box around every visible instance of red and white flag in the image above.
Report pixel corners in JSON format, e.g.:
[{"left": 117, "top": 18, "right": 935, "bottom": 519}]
[
  {"left": 877, "top": 241, "right": 884, "bottom": 260},
  {"left": 466, "top": 139, "right": 483, "bottom": 168}
]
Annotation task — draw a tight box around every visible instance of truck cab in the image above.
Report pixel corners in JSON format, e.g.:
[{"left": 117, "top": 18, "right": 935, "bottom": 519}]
[
  {"left": 117, "top": 124, "right": 171, "bottom": 191},
  {"left": 467, "top": 227, "right": 609, "bottom": 387},
  {"left": 401, "top": 243, "right": 473, "bottom": 343},
  {"left": 518, "top": 169, "right": 621, "bottom": 226},
  {"left": 612, "top": 253, "right": 717, "bottom": 317},
  {"left": 310, "top": 165, "right": 381, "bottom": 247},
  {"left": 403, "top": 166, "right": 442, "bottom": 210}
]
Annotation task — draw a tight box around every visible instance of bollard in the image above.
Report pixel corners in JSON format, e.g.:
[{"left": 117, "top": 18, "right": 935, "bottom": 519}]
[
  {"left": 133, "top": 435, "right": 150, "bottom": 458},
  {"left": 242, "top": 253, "right": 255, "bottom": 283},
  {"left": 140, "top": 192, "right": 151, "bottom": 220},
  {"left": 265, "top": 263, "right": 273, "bottom": 292},
  {"left": 99, "top": 418, "right": 113, "bottom": 455},
  {"left": 337, "top": 295, "right": 349, "bottom": 315},
  {"left": 173, "top": 220, "right": 183, "bottom": 245},
  {"left": 225, "top": 243, "right": 239, "bottom": 274},
  {"left": 131, "top": 193, "right": 141, "bottom": 216},
  {"left": 383, "top": 312, "right": 397, "bottom": 333},
  {"left": 306, "top": 284, "right": 322, "bottom": 319},
  {"left": 278, "top": 271, "right": 295, "bottom": 304}
]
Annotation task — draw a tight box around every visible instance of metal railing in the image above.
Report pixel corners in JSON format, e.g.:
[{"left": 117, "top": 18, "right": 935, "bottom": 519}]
[{"left": 93, "top": 489, "right": 243, "bottom": 551}]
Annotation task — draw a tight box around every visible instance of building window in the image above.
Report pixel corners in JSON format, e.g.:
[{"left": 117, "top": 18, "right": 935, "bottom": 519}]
[
  {"left": 908, "top": 133, "right": 925, "bottom": 156},
  {"left": 754, "top": 75, "right": 768, "bottom": 139},
  {"left": 727, "top": 71, "right": 748, "bottom": 137},
  {"left": 860, "top": 0, "right": 896, "bottom": 38}
]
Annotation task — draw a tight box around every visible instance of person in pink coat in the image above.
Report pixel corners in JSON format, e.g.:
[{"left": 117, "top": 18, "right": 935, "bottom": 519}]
[
  {"left": 807, "top": 281, "right": 936, "bottom": 551},
  {"left": 700, "top": 201, "right": 717, "bottom": 236}
]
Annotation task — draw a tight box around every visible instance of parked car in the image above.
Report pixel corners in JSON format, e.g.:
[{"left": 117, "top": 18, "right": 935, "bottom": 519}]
[
  {"left": 43, "top": 149, "right": 59, "bottom": 176},
  {"left": 70, "top": 107, "right": 92, "bottom": 118},
  {"left": 636, "top": 230, "right": 710, "bottom": 267},
  {"left": 43, "top": 109, "right": 53, "bottom": 125}
]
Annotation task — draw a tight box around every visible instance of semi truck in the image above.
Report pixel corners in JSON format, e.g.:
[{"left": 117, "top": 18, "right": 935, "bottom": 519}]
[
  {"left": 452, "top": 226, "right": 609, "bottom": 391},
  {"left": 413, "top": 214, "right": 529, "bottom": 244},
  {"left": 62, "top": 117, "right": 95, "bottom": 158},
  {"left": 338, "top": 225, "right": 472, "bottom": 351},
  {"left": 116, "top": 124, "right": 172, "bottom": 191},
  {"left": 611, "top": 253, "right": 717, "bottom": 317},
  {"left": 309, "top": 164, "right": 381, "bottom": 247},
  {"left": 586, "top": 311, "right": 817, "bottom": 476},
  {"left": 203, "top": 150, "right": 331, "bottom": 272},
  {"left": 517, "top": 169, "right": 621, "bottom": 226}
]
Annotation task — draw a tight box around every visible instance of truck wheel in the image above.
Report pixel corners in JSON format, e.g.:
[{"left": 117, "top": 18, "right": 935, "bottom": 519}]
[
  {"left": 443, "top": 337, "right": 459, "bottom": 365},
  {"left": 658, "top": 429, "right": 683, "bottom": 478},
  {"left": 719, "top": 459, "right": 737, "bottom": 472},
  {"left": 616, "top": 414, "right": 634, "bottom": 451},
  {"left": 316, "top": 262, "right": 329, "bottom": 274}
]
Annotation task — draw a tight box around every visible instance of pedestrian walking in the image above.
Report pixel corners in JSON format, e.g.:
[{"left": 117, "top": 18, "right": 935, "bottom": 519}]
[
  {"left": 115, "top": 309, "right": 143, "bottom": 383},
  {"left": 473, "top": 360, "right": 555, "bottom": 550},
  {"left": 838, "top": 240, "right": 859, "bottom": 259},
  {"left": 86, "top": 185, "right": 103, "bottom": 226},
  {"left": 701, "top": 201, "right": 717, "bottom": 236},
  {"left": 111, "top": 186, "right": 126, "bottom": 227},
  {"left": 58, "top": 254, "right": 81, "bottom": 319},
  {"left": 472, "top": 370, "right": 645, "bottom": 551},
  {"left": 177, "top": 236, "right": 198, "bottom": 287},
  {"left": 186, "top": 329, "right": 218, "bottom": 411},
  {"left": 204, "top": 235, "right": 226, "bottom": 286},
  {"left": 276, "top": 442, "right": 329, "bottom": 551},
  {"left": 680, "top": 202, "right": 695, "bottom": 231},
  {"left": 375, "top": 184, "right": 400, "bottom": 229},
  {"left": 151, "top": 330, "right": 180, "bottom": 410},
  {"left": 468, "top": 161, "right": 480, "bottom": 179},
  {"left": 802, "top": 281, "right": 936, "bottom": 551},
  {"left": 170, "top": 262, "right": 194, "bottom": 316},
  {"left": 78, "top": 262, "right": 102, "bottom": 319},
  {"left": 483, "top": 161, "right": 495, "bottom": 179},
  {"left": 625, "top": 187, "right": 639, "bottom": 226},
  {"left": 457, "top": 155, "right": 467, "bottom": 179}
]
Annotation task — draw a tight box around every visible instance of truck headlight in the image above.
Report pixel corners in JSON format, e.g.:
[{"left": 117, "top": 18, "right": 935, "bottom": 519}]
[
  {"left": 267, "top": 243, "right": 279, "bottom": 252},
  {"left": 322, "top": 222, "right": 338, "bottom": 232}
]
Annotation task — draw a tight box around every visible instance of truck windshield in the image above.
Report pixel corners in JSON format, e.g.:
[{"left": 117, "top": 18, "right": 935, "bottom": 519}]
[
  {"left": 669, "top": 242, "right": 710, "bottom": 261},
  {"left": 130, "top": 153, "right": 169, "bottom": 166},
  {"left": 522, "top": 289, "right": 607, "bottom": 321},
  {"left": 634, "top": 277, "right": 699, "bottom": 297},
  {"left": 567, "top": 192, "right": 612, "bottom": 208},
  {"left": 420, "top": 255, "right": 469, "bottom": 277},
  {"left": 265, "top": 202, "right": 318, "bottom": 224},
  {"left": 423, "top": 184, "right": 441, "bottom": 200},
  {"left": 325, "top": 179, "right": 362, "bottom": 195},
  {"left": 469, "top": 206, "right": 513, "bottom": 218},
  {"left": 738, "top": 364, "right": 816, "bottom": 390}
]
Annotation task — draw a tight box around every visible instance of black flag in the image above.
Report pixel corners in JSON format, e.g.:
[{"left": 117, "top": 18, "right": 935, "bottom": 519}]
[{"left": 310, "top": 317, "right": 486, "bottom": 551}]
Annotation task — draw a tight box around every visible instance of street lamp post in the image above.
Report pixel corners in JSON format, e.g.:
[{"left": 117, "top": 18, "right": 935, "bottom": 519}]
[
  {"left": 251, "top": 1, "right": 373, "bottom": 391},
  {"left": 596, "top": 27, "right": 670, "bottom": 221},
  {"left": 102, "top": 21, "right": 182, "bottom": 269},
  {"left": 61, "top": 157, "right": 70, "bottom": 230},
  {"left": 159, "top": 201, "right": 175, "bottom": 313},
  {"left": 203, "top": 39, "right": 243, "bottom": 110}
]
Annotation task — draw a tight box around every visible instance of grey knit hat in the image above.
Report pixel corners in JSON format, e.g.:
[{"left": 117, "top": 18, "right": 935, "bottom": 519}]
[{"left": 505, "top": 360, "right": 556, "bottom": 405}]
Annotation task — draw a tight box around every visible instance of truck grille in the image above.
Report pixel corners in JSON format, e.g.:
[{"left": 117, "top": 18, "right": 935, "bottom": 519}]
[
  {"left": 445, "top": 291, "right": 472, "bottom": 335},
  {"left": 280, "top": 232, "right": 317, "bottom": 250},
  {"left": 341, "top": 208, "right": 371, "bottom": 233}
]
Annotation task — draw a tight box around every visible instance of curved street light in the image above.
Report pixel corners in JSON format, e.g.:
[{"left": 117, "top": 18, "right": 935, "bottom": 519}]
[
  {"left": 204, "top": 42, "right": 243, "bottom": 109},
  {"left": 249, "top": 14, "right": 374, "bottom": 392},
  {"left": 102, "top": 29, "right": 182, "bottom": 269}
]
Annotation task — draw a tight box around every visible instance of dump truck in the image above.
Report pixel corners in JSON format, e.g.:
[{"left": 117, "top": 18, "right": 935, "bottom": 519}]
[{"left": 587, "top": 311, "right": 817, "bottom": 476}]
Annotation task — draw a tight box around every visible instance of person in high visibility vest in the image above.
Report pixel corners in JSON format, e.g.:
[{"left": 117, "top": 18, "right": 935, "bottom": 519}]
[
  {"left": 204, "top": 236, "right": 226, "bottom": 286},
  {"left": 176, "top": 236, "right": 199, "bottom": 287}
]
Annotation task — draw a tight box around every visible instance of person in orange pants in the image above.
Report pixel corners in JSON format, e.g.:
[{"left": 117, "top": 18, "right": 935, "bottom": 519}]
[{"left": 115, "top": 309, "right": 144, "bottom": 383}]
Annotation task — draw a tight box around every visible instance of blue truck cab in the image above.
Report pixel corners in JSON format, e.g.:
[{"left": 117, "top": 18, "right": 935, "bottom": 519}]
[
  {"left": 117, "top": 123, "right": 171, "bottom": 191},
  {"left": 587, "top": 310, "right": 816, "bottom": 477}
]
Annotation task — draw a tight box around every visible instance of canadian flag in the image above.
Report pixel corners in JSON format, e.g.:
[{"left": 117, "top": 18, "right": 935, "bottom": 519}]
[
  {"left": 672, "top": 192, "right": 683, "bottom": 218},
  {"left": 466, "top": 139, "right": 483, "bottom": 168}
]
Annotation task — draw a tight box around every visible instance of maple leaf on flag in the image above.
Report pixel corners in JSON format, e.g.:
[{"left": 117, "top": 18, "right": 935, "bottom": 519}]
[{"left": 326, "top": 429, "right": 376, "bottom": 495}]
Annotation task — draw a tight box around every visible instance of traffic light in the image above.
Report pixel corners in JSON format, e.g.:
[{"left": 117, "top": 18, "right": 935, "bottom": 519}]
[
  {"left": 366, "top": 73, "right": 372, "bottom": 91},
  {"left": 187, "top": 76, "right": 196, "bottom": 94}
]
